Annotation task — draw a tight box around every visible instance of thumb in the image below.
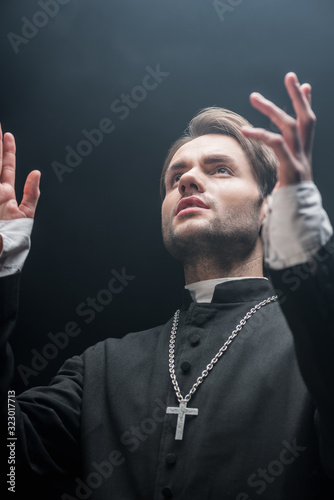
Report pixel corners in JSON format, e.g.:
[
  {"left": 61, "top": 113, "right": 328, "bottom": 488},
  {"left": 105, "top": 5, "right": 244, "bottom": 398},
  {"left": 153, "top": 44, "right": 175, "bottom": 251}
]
[{"left": 19, "top": 170, "right": 41, "bottom": 218}]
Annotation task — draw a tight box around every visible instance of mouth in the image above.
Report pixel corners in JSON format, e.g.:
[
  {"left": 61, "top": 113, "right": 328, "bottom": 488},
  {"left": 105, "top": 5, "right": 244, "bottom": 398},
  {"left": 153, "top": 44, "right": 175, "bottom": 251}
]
[{"left": 176, "top": 196, "right": 210, "bottom": 217}]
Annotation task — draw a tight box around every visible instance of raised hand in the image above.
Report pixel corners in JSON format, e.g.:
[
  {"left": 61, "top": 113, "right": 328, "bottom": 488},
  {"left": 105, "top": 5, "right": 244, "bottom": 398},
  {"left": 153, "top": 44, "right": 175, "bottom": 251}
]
[
  {"left": 0, "top": 125, "right": 40, "bottom": 220},
  {"left": 241, "top": 72, "right": 316, "bottom": 190},
  {"left": 0, "top": 125, "right": 41, "bottom": 252}
]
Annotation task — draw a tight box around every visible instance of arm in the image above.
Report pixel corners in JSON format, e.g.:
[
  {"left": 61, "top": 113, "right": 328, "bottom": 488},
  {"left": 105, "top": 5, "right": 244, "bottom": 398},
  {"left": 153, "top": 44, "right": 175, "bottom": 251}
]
[
  {"left": 0, "top": 128, "right": 84, "bottom": 492},
  {"left": 269, "top": 236, "right": 334, "bottom": 479},
  {"left": 0, "top": 124, "right": 40, "bottom": 397},
  {"left": 0, "top": 124, "right": 40, "bottom": 395},
  {"left": 0, "top": 272, "right": 83, "bottom": 478},
  {"left": 242, "top": 73, "right": 334, "bottom": 477}
]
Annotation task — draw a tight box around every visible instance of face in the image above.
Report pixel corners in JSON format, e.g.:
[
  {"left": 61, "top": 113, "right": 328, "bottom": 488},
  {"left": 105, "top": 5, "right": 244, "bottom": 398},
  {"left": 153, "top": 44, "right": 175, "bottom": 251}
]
[{"left": 161, "top": 134, "right": 267, "bottom": 263}]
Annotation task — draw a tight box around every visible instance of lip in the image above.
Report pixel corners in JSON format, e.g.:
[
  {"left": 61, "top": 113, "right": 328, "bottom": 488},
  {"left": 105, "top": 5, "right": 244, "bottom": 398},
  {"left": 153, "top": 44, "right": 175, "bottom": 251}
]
[{"left": 176, "top": 196, "right": 210, "bottom": 216}]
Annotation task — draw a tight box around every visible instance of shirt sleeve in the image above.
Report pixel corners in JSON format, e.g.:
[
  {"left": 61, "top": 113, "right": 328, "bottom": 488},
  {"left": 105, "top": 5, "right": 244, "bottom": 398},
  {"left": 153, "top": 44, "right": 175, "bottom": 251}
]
[
  {"left": 0, "top": 218, "right": 33, "bottom": 276},
  {"left": 262, "top": 181, "right": 333, "bottom": 270}
]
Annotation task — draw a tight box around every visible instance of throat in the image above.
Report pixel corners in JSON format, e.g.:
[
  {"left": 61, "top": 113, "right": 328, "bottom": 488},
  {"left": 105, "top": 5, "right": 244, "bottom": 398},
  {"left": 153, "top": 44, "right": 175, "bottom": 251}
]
[{"left": 183, "top": 254, "right": 264, "bottom": 285}]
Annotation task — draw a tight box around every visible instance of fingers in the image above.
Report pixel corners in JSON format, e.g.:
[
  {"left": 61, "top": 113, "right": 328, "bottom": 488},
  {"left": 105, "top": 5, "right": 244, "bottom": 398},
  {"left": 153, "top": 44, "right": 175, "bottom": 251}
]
[
  {"left": 284, "top": 73, "right": 314, "bottom": 121},
  {"left": 249, "top": 92, "right": 302, "bottom": 156},
  {"left": 249, "top": 73, "right": 316, "bottom": 161},
  {"left": 284, "top": 73, "right": 316, "bottom": 158},
  {"left": 241, "top": 125, "right": 312, "bottom": 185},
  {"left": 1, "top": 132, "right": 16, "bottom": 187},
  {"left": 243, "top": 72, "right": 316, "bottom": 189},
  {"left": 19, "top": 170, "right": 41, "bottom": 219},
  {"left": 301, "top": 83, "right": 312, "bottom": 105}
]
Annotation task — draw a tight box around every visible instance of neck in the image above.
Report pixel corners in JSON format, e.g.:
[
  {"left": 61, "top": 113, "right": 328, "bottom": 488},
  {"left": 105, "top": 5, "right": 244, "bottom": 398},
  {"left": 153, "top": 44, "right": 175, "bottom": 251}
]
[{"left": 183, "top": 241, "right": 264, "bottom": 285}]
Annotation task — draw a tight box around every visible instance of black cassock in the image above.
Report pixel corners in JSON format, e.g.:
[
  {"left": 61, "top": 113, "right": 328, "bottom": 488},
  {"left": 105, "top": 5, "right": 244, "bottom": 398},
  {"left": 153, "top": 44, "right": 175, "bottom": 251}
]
[{"left": 1, "top": 240, "right": 334, "bottom": 499}]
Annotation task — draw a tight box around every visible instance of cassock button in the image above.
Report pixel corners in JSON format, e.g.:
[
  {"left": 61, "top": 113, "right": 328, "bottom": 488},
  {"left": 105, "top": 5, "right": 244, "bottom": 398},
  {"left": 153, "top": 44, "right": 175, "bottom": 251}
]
[
  {"left": 190, "top": 333, "right": 200, "bottom": 346},
  {"left": 195, "top": 313, "right": 206, "bottom": 324},
  {"left": 181, "top": 360, "right": 191, "bottom": 373},
  {"left": 165, "top": 453, "right": 177, "bottom": 466},
  {"left": 162, "top": 486, "right": 173, "bottom": 498}
]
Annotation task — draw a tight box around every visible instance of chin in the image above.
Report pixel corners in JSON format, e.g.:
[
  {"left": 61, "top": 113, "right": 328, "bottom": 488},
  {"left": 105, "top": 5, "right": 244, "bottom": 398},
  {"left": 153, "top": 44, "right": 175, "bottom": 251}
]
[
  {"left": 163, "top": 224, "right": 211, "bottom": 259},
  {"left": 173, "top": 214, "right": 211, "bottom": 229},
  {"left": 172, "top": 221, "right": 210, "bottom": 240}
]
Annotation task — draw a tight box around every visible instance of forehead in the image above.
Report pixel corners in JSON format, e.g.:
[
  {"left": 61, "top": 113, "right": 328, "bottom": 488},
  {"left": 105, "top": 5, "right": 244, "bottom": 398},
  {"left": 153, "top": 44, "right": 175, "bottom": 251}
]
[{"left": 169, "top": 134, "right": 251, "bottom": 171}]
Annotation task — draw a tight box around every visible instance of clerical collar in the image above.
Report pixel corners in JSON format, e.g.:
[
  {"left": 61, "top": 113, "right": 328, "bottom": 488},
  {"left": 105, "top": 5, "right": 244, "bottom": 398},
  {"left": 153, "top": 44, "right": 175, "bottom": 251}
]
[{"left": 185, "top": 277, "right": 268, "bottom": 303}]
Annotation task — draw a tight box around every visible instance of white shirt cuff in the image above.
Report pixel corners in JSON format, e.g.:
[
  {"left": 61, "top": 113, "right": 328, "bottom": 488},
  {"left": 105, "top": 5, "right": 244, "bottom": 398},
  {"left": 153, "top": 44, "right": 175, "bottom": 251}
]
[
  {"left": 262, "top": 181, "right": 333, "bottom": 270},
  {"left": 0, "top": 218, "right": 34, "bottom": 276}
]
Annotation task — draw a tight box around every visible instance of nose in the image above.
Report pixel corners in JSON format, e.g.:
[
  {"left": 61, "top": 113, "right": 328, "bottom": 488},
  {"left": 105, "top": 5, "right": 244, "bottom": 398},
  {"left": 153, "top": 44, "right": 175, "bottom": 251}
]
[{"left": 178, "top": 168, "right": 205, "bottom": 196}]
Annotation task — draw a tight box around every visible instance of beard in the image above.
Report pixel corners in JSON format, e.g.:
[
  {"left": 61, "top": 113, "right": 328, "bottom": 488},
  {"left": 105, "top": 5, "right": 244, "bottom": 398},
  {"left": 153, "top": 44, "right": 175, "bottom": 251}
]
[{"left": 161, "top": 199, "right": 263, "bottom": 269}]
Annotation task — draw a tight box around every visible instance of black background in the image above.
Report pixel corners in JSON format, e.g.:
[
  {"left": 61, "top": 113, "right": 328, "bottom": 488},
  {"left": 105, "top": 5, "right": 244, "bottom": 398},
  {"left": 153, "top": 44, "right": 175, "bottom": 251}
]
[{"left": 1, "top": 0, "right": 334, "bottom": 394}]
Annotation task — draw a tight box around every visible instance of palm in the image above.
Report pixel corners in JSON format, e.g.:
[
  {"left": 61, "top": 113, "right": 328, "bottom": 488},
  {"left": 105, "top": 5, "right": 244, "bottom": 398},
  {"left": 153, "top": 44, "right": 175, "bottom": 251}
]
[{"left": 0, "top": 127, "right": 40, "bottom": 221}]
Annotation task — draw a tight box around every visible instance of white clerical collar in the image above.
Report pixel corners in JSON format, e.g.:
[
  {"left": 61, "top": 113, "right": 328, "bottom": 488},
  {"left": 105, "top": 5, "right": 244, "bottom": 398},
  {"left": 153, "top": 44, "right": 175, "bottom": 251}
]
[{"left": 185, "top": 277, "right": 268, "bottom": 303}]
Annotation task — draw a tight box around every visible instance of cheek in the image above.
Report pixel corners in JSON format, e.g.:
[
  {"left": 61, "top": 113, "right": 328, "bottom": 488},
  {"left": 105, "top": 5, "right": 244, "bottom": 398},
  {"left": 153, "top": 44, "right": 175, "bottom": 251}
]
[
  {"left": 214, "top": 190, "right": 261, "bottom": 217},
  {"left": 161, "top": 199, "right": 171, "bottom": 223},
  {"left": 215, "top": 182, "right": 260, "bottom": 204},
  {"left": 161, "top": 192, "right": 177, "bottom": 216}
]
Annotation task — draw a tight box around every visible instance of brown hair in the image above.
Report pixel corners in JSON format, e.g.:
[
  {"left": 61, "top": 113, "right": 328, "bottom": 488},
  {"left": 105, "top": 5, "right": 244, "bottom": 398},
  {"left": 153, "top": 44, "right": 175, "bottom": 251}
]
[{"left": 160, "top": 107, "right": 278, "bottom": 200}]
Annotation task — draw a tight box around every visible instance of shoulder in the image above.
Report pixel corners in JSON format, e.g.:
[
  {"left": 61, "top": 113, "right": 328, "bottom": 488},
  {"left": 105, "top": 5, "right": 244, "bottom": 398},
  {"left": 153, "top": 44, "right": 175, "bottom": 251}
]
[
  {"left": 81, "top": 319, "right": 171, "bottom": 362},
  {"left": 268, "top": 236, "right": 334, "bottom": 333}
]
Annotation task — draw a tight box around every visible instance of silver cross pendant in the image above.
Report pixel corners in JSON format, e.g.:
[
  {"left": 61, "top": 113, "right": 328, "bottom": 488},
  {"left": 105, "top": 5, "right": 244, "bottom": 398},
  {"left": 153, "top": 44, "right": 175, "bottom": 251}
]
[{"left": 166, "top": 400, "right": 199, "bottom": 440}]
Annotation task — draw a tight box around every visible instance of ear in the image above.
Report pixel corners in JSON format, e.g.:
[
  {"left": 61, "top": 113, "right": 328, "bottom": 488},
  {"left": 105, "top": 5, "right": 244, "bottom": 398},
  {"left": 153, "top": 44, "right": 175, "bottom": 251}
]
[{"left": 259, "top": 196, "right": 269, "bottom": 228}]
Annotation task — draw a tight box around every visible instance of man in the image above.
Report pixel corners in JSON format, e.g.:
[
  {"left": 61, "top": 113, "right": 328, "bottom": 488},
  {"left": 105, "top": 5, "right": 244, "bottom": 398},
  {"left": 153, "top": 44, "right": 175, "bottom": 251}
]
[{"left": 1, "top": 72, "right": 334, "bottom": 499}]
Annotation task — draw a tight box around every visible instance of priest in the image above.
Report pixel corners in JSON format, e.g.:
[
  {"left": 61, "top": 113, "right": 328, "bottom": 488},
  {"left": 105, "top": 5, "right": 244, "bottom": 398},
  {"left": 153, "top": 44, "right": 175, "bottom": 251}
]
[{"left": 0, "top": 72, "right": 333, "bottom": 499}]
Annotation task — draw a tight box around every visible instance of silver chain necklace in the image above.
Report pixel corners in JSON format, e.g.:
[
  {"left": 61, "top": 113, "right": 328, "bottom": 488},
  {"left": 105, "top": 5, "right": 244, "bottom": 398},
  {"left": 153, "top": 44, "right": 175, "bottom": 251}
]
[{"left": 166, "top": 295, "right": 278, "bottom": 440}]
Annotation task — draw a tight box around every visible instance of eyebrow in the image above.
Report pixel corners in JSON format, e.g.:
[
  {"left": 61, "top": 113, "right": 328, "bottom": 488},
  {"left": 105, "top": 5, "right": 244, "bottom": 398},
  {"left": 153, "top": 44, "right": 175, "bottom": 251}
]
[{"left": 166, "top": 154, "right": 239, "bottom": 175}]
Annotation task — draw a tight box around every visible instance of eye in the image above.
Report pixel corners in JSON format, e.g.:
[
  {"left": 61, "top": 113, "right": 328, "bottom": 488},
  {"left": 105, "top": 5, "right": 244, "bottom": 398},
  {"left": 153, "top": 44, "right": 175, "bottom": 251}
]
[
  {"left": 171, "top": 173, "right": 182, "bottom": 185},
  {"left": 215, "top": 166, "right": 231, "bottom": 175}
]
